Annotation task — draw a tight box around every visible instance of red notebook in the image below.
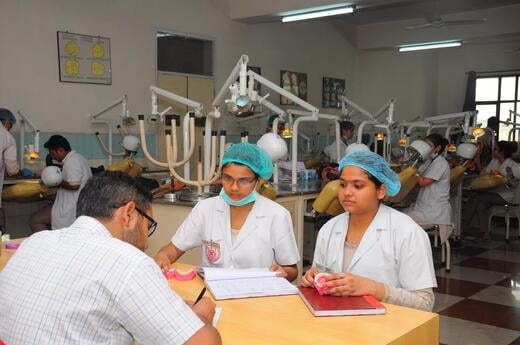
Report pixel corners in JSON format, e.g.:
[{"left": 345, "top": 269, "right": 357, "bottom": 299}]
[{"left": 298, "top": 287, "right": 386, "bottom": 316}]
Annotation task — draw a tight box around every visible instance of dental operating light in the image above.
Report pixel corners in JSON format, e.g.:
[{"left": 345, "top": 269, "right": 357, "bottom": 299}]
[
  {"left": 398, "top": 40, "right": 462, "bottom": 52},
  {"left": 17, "top": 110, "right": 41, "bottom": 169},
  {"left": 282, "top": 5, "right": 354, "bottom": 23}
]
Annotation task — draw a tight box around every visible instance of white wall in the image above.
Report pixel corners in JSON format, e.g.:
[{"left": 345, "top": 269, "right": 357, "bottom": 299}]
[
  {"left": 0, "top": 0, "right": 357, "bottom": 136},
  {"left": 351, "top": 48, "right": 439, "bottom": 121},
  {"left": 351, "top": 40, "right": 520, "bottom": 121},
  {"left": 436, "top": 41, "right": 520, "bottom": 114}
]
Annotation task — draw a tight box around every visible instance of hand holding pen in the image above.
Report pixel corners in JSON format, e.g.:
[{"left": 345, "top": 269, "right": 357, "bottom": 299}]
[{"left": 191, "top": 287, "right": 215, "bottom": 324}]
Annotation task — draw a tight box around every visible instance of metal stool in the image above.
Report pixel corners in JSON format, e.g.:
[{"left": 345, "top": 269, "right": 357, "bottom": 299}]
[{"left": 423, "top": 224, "right": 451, "bottom": 272}]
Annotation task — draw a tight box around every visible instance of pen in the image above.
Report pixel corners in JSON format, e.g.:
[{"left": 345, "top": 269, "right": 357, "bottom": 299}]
[{"left": 194, "top": 287, "right": 207, "bottom": 305}]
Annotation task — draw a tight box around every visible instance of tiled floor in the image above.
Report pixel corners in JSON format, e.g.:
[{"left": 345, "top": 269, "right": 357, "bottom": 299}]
[{"left": 434, "top": 225, "right": 520, "bottom": 345}]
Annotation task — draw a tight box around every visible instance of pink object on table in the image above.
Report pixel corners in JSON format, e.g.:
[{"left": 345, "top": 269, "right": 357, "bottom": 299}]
[
  {"left": 5, "top": 242, "right": 21, "bottom": 250},
  {"left": 163, "top": 269, "right": 177, "bottom": 280},
  {"left": 314, "top": 273, "right": 331, "bottom": 295},
  {"left": 173, "top": 268, "right": 196, "bottom": 281}
]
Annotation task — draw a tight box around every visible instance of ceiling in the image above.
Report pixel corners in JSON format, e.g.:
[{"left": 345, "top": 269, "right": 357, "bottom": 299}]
[
  {"left": 229, "top": 0, "right": 520, "bottom": 49},
  {"left": 230, "top": 0, "right": 520, "bottom": 25}
]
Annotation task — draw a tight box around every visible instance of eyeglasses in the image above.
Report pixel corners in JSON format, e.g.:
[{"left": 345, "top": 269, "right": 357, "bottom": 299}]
[
  {"left": 221, "top": 173, "right": 257, "bottom": 187},
  {"left": 135, "top": 207, "right": 158, "bottom": 237},
  {"left": 112, "top": 203, "right": 158, "bottom": 237}
]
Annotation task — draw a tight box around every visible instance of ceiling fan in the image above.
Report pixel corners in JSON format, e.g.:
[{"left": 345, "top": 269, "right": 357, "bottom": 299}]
[{"left": 406, "top": 0, "right": 487, "bottom": 30}]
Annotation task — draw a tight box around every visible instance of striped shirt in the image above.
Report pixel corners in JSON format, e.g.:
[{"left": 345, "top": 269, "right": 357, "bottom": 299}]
[{"left": 0, "top": 216, "right": 203, "bottom": 344}]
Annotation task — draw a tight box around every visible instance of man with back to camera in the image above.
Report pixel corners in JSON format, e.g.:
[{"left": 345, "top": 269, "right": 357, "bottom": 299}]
[
  {"left": 0, "top": 109, "right": 20, "bottom": 219},
  {"left": 0, "top": 171, "right": 221, "bottom": 345},
  {"left": 323, "top": 120, "right": 355, "bottom": 162},
  {"left": 30, "top": 134, "right": 92, "bottom": 231}
]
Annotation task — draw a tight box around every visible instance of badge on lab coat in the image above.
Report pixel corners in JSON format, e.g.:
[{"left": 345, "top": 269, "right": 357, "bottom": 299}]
[{"left": 203, "top": 240, "right": 221, "bottom": 263}]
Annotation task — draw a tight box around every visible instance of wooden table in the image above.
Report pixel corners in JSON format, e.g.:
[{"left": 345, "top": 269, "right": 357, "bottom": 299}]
[
  {"left": 0, "top": 241, "right": 439, "bottom": 344},
  {"left": 171, "top": 263, "right": 439, "bottom": 345}
]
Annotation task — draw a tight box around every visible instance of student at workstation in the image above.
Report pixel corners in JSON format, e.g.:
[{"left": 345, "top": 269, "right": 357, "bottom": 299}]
[
  {"left": 406, "top": 133, "right": 451, "bottom": 241},
  {"left": 0, "top": 109, "right": 20, "bottom": 214},
  {"left": 0, "top": 172, "right": 221, "bottom": 344},
  {"left": 301, "top": 151, "right": 437, "bottom": 311},
  {"left": 154, "top": 142, "right": 300, "bottom": 281},
  {"left": 323, "top": 120, "right": 355, "bottom": 162},
  {"left": 30, "top": 135, "right": 92, "bottom": 231},
  {"left": 462, "top": 140, "right": 518, "bottom": 239}
]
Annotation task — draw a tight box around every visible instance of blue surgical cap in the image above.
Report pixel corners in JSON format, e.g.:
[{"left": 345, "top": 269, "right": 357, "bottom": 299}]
[
  {"left": 0, "top": 108, "right": 16, "bottom": 124},
  {"left": 338, "top": 151, "right": 401, "bottom": 197},
  {"left": 222, "top": 142, "right": 273, "bottom": 180}
]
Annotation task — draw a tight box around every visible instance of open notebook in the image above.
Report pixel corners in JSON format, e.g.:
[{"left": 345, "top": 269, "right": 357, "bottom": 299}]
[{"left": 199, "top": 267, "right": 298, "bottom": 300}]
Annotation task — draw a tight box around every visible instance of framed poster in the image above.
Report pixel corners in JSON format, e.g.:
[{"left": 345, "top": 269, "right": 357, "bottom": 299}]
[
  {"left": 236, "top": 66, "right": 261, "bottom": 93},
  {"left": 322, "top": 77, "right": 345, "bottom": 108},
  {"left": 280, "top": 70, "right": 308, "bottom": 105},
  {"left": 57, "top": 31, "right": 112, "bottom": 85}
]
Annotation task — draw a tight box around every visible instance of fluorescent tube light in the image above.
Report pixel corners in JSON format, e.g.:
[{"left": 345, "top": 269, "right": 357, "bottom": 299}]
[
  {"left": 282, "top": 6, "right": 354, "bottom": 23},
  {"left": 398, "top": 40, "right": 462, "bottom": 52}
]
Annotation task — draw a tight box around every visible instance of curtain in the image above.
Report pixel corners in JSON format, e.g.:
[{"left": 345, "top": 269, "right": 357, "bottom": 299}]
[{"left": 463, "top": 71, "right": 477, "bottom": 111}]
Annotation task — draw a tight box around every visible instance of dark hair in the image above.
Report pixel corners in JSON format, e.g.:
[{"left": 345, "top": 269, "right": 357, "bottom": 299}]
[
  {"left": 487, "top": 116, "right": 499, "bottom": 131},
  {"left": 497, "top": 140, "right": 515, "bottom": 158},
  {"left": 76, "top": 171, "right": 152, "bottom": 219},
  {"left": 425, "top": 133, "right": 449, "bottom": 152},
  {"left": 44, "top": 135, "right": 71, "bottom": 151},
  {"left": 340, "top": 121, "right": 355, "bottom": 132}
]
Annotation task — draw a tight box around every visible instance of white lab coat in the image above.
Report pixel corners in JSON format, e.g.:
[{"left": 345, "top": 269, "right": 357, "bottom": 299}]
[
  {"left": 172, "top": 194, "right": 300, "bottom": 268},
  {"left": 0, "top": 125, "right": 19, "bottom": 208},
  {"left": 323, "top": 139, "right": 347, "bottom": 162},
  {"left": 481, "top": 158, "right": 519, "bottom": 203},
  {"left": 51, "top": 150, "right": 92, "bottom": 229},
  {"left": 313, "top": 204, "right": 437, "bottom": 290},
  {"left": 410, "top": 155, "right": 451, "bottom": 225}
]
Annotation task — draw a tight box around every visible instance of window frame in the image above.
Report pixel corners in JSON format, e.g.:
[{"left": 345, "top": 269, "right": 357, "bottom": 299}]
[
  {"left": 154, "top": 28, "right": 215, "bottom": 79},
  {"left": 475, "top": 74, "right": 520, "bottom": 140}
]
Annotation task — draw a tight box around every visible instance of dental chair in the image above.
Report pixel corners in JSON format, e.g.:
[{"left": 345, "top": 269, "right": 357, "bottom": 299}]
[{"left": 487, "top": 167, "right": 520, "bottom": 242}]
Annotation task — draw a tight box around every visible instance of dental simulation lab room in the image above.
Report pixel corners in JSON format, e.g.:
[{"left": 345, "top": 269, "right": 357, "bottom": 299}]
[{"left": 1, "top": 1, "right": 520, "bottom": 344}]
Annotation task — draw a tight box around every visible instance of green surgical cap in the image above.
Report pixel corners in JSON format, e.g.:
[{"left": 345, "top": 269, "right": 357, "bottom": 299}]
[{"left": 222, "top": 142, "right": 273, "bottom": 180}]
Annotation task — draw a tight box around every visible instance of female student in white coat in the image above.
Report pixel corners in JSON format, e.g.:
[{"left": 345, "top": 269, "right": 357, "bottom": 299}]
[
  {"left": 301, "top": 151, "right": 437, "bottom": 311},
  {"left": 154, "top": 142, "right": 300, "bottom": 281},
  {"left": 462, "top": 140, "right": 517, "bottom": 238},
  {"left": 406, "top": 133, "right": 451, "bottom": 242}
]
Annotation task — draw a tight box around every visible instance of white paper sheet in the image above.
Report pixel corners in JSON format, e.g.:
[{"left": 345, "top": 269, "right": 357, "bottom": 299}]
[
  {"left": 205, "top": 276, "right": 298, "bottom": 300},
  {"left": 200, "top": 267, "right": 278, "bottom": 281}
]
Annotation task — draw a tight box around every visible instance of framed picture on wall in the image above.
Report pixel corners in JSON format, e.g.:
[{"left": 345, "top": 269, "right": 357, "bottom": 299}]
[
  {"left": 249, "top": 66, "right": 262, "bottom": 94},
  {"left": 322, "top": 77, "right": 345, "bottom": 108},
  {"left": 57, "top": 31, "right": 112, "bottom": 85},
  {"left": 236, "top": 66, "right": 262, "bottom": 94},
  {"left": 280, "top": 70, "right": 308, "bottom": 105}
]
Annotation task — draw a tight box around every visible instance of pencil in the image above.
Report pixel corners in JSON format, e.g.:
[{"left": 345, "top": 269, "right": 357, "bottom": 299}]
[{"left": 194, "top": 287, "right": 207, "bottom": 305}]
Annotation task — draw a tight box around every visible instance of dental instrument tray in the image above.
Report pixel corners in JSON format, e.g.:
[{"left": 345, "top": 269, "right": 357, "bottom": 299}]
[{"left": 175, "top": 190, "right": 217, "bottom": 202}]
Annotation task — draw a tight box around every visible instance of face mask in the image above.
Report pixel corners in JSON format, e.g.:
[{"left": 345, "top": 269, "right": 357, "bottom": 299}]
[{"left": 220, "top": 188, "right": 257, "bottom": 206}]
